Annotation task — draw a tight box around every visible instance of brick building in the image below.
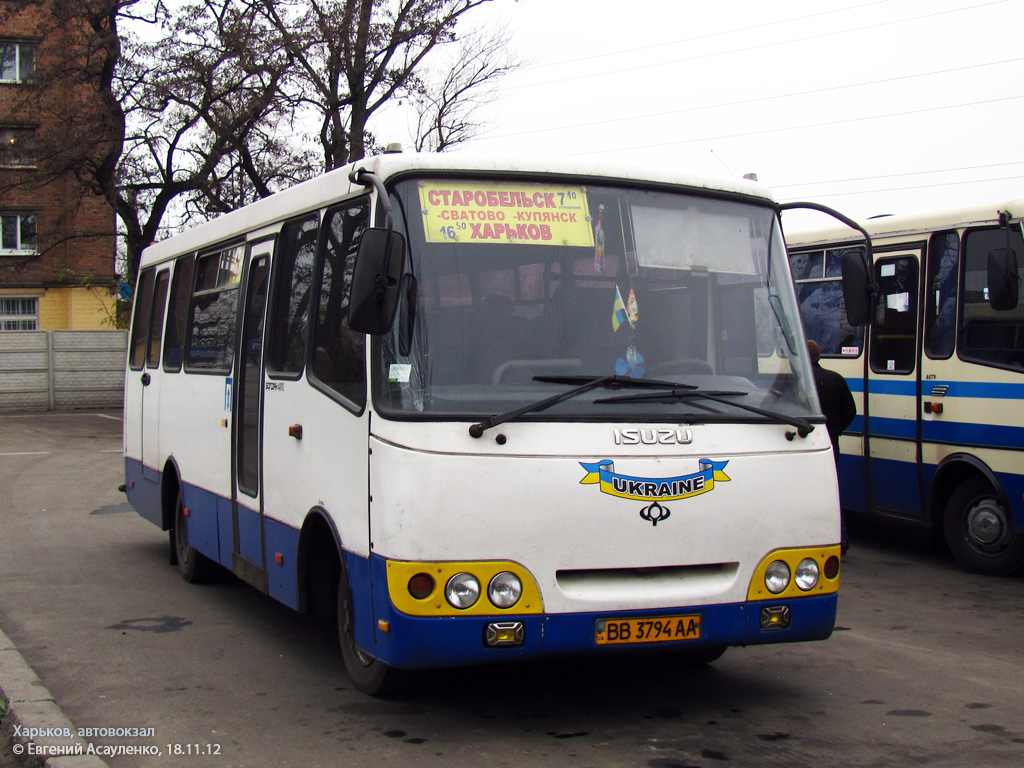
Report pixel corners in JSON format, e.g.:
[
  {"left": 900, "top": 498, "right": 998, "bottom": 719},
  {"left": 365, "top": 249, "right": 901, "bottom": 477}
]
[{"left": 0, "top": 0, "right": 118, "bottom": 331}]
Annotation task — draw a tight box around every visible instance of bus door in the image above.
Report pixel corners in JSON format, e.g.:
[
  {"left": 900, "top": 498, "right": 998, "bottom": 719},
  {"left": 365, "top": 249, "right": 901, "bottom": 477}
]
[
  {"left": 232, "top": 238, "right": 274, "bottom": 588},
  {"left": 865, "top": 248, "right": 923, "bottom": 516},
  {"left": 127, "top": 267, "right": 170, "bottom": 484}
]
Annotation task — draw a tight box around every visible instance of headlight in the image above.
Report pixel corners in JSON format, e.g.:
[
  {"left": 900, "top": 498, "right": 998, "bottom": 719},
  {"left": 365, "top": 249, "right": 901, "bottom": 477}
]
[
  {"left": 795, "top": 558, "right": 820, "bottom": 591},
  {"left": 488, "top": 572, "right": 523, "bottom": 609},
  {"left": 764, "top": 560, "right": 790, "bottom": 594},
  {"left": 445, "top": 573, "right": 480, "bottom": 609}
]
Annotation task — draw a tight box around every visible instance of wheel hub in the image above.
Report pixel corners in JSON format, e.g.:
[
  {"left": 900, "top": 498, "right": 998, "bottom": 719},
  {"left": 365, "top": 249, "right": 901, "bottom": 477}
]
[{"left": 966, "top": 499, "right": 1011, "bottom": 550}]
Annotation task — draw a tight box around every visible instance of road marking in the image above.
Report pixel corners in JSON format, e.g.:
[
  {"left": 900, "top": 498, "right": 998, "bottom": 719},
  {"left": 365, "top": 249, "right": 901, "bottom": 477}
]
[{"left": 0, "top": 452, "right": 49, "bottom": 456}]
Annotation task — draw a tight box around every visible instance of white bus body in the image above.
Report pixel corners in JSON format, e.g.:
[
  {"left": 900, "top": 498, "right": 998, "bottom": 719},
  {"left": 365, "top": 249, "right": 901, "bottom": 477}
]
[
  {"left": 786, "top": 201, "right": 1024, "bottom": 575},
  {"left": 124, "top": 152, "right": 841, "bottom": 694}
]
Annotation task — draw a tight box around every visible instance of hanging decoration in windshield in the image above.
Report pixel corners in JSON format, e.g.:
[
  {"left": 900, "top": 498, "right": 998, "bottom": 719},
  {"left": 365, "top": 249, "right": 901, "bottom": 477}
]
[{"left": 418, "top": 181, "right": 595, "bottom": 246}]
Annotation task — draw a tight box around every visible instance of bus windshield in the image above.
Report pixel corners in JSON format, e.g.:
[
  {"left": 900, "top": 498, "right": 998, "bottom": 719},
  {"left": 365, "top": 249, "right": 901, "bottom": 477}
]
[{"left": 377, "top": 177, "right": 818, "bottom": 423}]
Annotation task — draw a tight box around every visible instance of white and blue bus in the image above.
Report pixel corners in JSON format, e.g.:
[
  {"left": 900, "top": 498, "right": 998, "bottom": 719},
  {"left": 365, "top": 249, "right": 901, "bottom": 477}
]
[
  {"left": 124, "top": 151, "right": 846, "bottom": 694},
  {"left": 786, "top": 201, "right": 1024, "bottom": 576}
]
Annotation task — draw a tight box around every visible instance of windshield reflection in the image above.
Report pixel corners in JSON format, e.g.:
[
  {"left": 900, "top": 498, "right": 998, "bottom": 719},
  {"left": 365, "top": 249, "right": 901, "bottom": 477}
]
[{"left": 377, "top": 177, "right": 818, "bottom": 422}]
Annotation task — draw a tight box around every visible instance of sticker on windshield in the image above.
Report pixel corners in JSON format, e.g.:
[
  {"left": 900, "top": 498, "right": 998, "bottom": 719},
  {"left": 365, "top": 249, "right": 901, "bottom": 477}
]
[{"left": 418, "top": 181, "right": 594, "bottom": 246}]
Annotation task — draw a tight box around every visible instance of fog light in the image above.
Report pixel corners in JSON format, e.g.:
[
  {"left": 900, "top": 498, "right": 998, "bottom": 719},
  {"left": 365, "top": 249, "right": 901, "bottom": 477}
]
[
  {"left": 764, "top": 560, "right": 790, "bottom": 594},
  {"left": 760, "top": 605, "right": 791, "bottom": 631},
  {"left": 445, "top": 573, "right": 480, "bottom": 609},
  {"left": 407, "top": 572, "right": 435, "bottom": 600},
  {"left": 485, "top": 621, "right": 525, "bottom": 647},
  {"left": 824, "top": 556, "right": 840, "bottom": 579},
  {"left": 794, "top": 558, "right": 820, "bottom": 591}
]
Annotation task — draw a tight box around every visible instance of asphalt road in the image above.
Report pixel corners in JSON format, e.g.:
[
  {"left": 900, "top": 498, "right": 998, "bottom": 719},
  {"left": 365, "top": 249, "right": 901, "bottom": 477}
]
[{"left": 1, "top": 410, "right": 1023, "bottom": 768}]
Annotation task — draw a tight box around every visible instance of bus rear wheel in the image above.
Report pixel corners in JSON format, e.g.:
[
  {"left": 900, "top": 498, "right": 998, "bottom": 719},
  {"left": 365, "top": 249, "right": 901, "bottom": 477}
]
[
  {"left": 943, "top": 477, "right": 1024, "bottom": 576},
  {"left": 337, "top": 565, "right": 407, "bottom": 696},
  {"left": 172, "top": 489, "right": 219, "bottom": 583}
]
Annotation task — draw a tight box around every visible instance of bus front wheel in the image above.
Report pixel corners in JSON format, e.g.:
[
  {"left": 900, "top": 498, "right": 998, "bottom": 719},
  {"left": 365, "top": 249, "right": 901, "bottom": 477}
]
[
  {"left": 337, "top": 565, "right": 407, "bottom": 696},
  {"left": 943, "top": 477, "right": 1024, "bottom": 576}
]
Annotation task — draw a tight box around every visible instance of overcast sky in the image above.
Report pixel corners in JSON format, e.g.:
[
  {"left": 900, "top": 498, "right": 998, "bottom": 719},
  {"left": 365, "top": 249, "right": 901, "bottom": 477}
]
[{"left": 404, "top": 0, "right": 1024, "bottom": 225}]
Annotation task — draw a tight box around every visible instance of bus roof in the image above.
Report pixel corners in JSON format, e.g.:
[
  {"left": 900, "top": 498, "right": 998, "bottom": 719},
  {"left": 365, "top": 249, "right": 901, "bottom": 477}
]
[
  {"left": 139, "top": 151, "right": 776, "bottom": 268},
  {"left": 785, "top": 198, "right": 1024, "bottom": 249}
]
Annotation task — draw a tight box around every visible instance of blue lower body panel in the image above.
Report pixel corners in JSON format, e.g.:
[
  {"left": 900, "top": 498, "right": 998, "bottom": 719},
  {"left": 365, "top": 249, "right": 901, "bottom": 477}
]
[
  {"left": 123, "top": 457, "right": 301, "bottom": 610},
  {"left": 124, "top": 458, "right": 162, "bottom": 528},
  {"left": 360, "top": 554, "right": 837, "bottom": 671},
  {"left": 125, "top": 458, "right": 837, "bottom": 671}
]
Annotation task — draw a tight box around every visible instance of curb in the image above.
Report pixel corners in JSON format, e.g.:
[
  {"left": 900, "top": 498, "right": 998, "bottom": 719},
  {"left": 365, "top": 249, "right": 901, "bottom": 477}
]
[{"left": 0, "top": 627, "right": 107, "bottom": 768}]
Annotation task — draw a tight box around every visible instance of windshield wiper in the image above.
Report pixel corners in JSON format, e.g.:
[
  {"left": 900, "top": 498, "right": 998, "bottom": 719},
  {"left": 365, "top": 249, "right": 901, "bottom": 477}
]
[
  {"left": 468, "top": 374, "right": 693, "bottom": 438},
  {"left": 594, "top": 388, "right": 815, "bottom": 438}
]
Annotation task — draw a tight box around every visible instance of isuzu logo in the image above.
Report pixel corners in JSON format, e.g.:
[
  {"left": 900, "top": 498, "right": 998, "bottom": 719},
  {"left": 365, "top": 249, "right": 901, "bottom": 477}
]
[{"left": 612, "top": 427, "right": 693, "bottom": 445}]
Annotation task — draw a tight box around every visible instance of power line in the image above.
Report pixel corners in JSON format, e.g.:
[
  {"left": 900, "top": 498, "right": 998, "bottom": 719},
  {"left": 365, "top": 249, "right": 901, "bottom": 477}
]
[
  {"left": 567, "top": 93, "right": 1024, "bottom": 157},
  {"left": 778, "top": 174, "right": 1024, "bottom": 200},
  {"left": 516, "top": 0, "right": 900, "bottom": 73},
  {"left": 473, "top": 56, "right": 1024, "bottom": 142},
  {"left": 773, "top": 160, "right": 1024, "bottom": 189},
  {"left": 502, "top": 0, "right": 1011, "bottom": 92}
]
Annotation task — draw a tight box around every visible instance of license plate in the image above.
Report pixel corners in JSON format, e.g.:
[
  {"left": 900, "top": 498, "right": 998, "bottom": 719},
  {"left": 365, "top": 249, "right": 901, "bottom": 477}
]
[{"left": 595, "top": 614, "right": 701, "bottom": 645}]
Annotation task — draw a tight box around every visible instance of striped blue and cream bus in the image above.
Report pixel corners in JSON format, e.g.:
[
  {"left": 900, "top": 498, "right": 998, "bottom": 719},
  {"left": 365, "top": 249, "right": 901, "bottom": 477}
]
[
  {"left": 124, "top": 150, "right": 849, "bottom": 695},
  {"left": 786, "top": 201, "right": 1024, "bottom": 575}
]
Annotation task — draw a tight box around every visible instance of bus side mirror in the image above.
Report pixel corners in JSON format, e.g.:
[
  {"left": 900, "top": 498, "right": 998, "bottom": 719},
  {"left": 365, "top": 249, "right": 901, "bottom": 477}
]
[
  {"left": 987, "top": 247, "right": 1020, "bottom": 311},
  {"left": 348, "top": 228, "right": 407, "bottom": 335},
  {"left": 841, "top": 248, "right": 874, "bottom": 326}
]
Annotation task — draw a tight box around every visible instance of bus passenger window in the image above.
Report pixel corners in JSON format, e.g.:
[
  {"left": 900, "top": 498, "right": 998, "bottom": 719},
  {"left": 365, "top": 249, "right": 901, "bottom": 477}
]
[
  {"left": 186, "top": 245, "right": 243, "bottom": 372},
  {"left": 961, "top": 226, "right": 1024, "bottom": 371},
  {"left": 163, "top": 255, "right": 195, "bottom": 372},
  {"left": 924, "top": 231, "right": 958, "bottom": 360},
  {"left": 311, "top": 202, "right": 368, "bottom": 406},
  {"left": 790, "top": 247, "right": 864, "bottom": 357},
  {"left": 269, "top": 216, "right": 319, "bottom": 376},
  {"left": 146, "top": 270, "right": 170, "bottom": 369},
  {"left": 128, "top": 268, "right": 155, "bottom": 371}
]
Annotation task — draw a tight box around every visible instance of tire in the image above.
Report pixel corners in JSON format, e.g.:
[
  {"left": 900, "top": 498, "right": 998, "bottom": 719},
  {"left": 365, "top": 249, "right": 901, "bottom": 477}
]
[
  {"left": 172, "top": 488, "right": 220, "bottom": 583},
  {"left": 943, "top": 477, "right": 1024, "bottom": 576},
  {"left": 337, "top": 562, "right": 408, "bottom": 696}
]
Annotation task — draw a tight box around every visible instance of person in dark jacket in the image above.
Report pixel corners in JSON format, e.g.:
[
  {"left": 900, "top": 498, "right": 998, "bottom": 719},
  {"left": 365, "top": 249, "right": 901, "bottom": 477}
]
[{"left": 808, "top": 340, "right": 857, "bottom": 553}]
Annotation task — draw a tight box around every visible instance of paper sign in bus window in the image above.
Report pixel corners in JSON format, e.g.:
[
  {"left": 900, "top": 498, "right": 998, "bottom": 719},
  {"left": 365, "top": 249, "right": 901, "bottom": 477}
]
[{"left": 886, "top": 292, "right": 910, "bottom": 312}]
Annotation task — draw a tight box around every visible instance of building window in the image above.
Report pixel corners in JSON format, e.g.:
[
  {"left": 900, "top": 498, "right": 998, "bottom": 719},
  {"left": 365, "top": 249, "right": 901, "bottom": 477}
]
[
  {"left": 0, "top": 128, "right": 35, "bottom": 166},
  {"left": 0, "top": 41, "right": 35, "bottom": 83},
  {"left": 0, "top": 213, "right": 37, "bottom": 253},
  {"left": 0, "top": 297, "right": 38, "bottom": 330}
]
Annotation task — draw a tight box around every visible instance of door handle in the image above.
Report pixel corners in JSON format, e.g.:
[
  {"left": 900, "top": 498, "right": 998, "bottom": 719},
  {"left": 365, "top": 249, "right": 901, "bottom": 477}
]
[{"left": 141, "top": 372, "right": 151, "bottom": 386}]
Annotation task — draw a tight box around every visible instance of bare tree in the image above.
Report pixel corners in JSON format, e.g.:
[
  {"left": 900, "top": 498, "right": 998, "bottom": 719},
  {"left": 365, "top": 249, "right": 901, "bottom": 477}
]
[
  {"left": 410, "top": 23, "right": 519, "bottom": 152},
  {"left": 249, "top": 0, "right": 509, "bottom": 169},
  {"left": 130, "top": 1, "right": 316, "bottom": 230},
  {"left": 2, "top": 0, "right": 520, "bottom": 284}
]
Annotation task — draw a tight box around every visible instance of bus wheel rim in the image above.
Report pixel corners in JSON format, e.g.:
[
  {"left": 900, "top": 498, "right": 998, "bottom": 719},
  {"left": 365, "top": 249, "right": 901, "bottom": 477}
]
[{"left": 965, "top": 499, "right": 1011, "bottom": 551}]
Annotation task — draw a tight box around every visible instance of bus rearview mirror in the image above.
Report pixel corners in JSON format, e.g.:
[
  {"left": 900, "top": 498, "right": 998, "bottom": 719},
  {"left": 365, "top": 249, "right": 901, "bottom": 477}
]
[
  {"left": 841, "top": 249, "right": 874, "bottom": 327},
  {"left": 987, "top": 247, "right": 1019, "bottom": 311},
  {"left": 348, "top": 228, "right": 407, "bottom": 335}
]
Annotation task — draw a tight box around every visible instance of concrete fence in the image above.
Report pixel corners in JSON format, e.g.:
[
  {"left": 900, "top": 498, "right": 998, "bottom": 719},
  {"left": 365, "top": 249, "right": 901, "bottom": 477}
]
[{"left": 0, "top": 330, "right": 127, "bottom": 413}]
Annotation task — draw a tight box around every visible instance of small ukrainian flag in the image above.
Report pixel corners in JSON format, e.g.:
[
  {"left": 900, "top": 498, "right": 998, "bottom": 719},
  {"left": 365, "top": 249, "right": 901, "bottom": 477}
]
[{"left": 612, "top": 286, "right": 627, "bottom": 331}]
